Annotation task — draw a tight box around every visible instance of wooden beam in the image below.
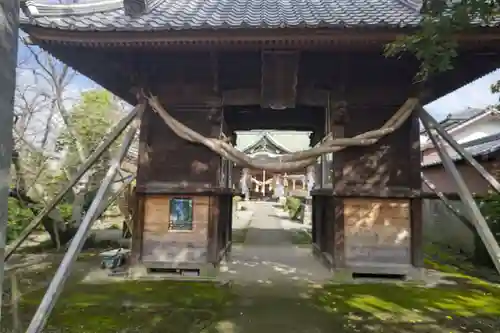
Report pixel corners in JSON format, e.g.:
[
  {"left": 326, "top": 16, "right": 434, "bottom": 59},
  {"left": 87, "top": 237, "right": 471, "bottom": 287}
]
[
  {"left": 261, "top": 51, "right": 300, "bottom": 109},
  {"left": 153, "top": 84, "right": 411, "bottom": 108}
]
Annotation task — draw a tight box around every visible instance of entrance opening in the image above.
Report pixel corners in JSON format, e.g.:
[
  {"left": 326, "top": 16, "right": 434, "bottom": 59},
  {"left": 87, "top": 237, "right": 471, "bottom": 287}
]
[
  {"left": 149, "top": 268, "right": 201, "bottom": 277},
  {"left": 224, "top": 129, "right": 333, "bottom": 285},
  {"left": 351, "top": 272, "right": 407, "bottom": 281}
]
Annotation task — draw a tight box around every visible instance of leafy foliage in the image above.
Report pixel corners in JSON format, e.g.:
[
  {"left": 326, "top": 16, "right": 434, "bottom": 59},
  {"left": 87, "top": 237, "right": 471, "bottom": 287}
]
[
  {"left": 54, "top": 89, "right": 122, "bottom": 209},
  {"left": 477, "top": 192, "right": 500, "bottom": 243},
  {"left": 285, "top": 196, "right": 303, "bottom": 220},
  {"left": 385, "top": 1, "right": 499, "bottom": 80},
  {"left": 56, "top": 90, "right": 119, "bottom": 171},
  {"left": 7, "top": 197, "right": 35, "bottom": 242},
  {"left": 475, "top": 192, "right": 500, "bottom": 266}
]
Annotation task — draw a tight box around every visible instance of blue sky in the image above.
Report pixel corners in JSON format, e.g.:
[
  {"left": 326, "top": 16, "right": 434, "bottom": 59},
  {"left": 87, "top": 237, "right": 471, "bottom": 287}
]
[{"left": 425, "top": 69, "right": 500, "bottom": 121}]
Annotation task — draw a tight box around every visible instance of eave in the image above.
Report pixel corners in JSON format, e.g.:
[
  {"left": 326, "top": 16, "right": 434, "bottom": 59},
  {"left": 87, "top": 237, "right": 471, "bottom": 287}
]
[{"left": 21, "top": 25, "right": 500, "bottom": 49}]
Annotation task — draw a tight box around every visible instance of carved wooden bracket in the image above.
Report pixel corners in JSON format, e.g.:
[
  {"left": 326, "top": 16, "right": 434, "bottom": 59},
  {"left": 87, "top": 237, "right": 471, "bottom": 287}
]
[
  {"left": 331, "top": 101, "right": 349, "bottom": 125},
  {"left": 261, "top": 51, "right": 300, "bottom": 110}
]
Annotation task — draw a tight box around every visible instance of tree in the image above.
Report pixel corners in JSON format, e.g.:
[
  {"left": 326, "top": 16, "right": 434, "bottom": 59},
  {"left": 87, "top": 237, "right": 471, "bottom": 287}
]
[
  {"left": 54, "top": 89, "right": 123, "bottom": 226},
  {"left": 10, "top": 39, "right": 123, "bottom": 247},
  {"left": 385, "top": 1, "right": 499, "bottom": 81}
]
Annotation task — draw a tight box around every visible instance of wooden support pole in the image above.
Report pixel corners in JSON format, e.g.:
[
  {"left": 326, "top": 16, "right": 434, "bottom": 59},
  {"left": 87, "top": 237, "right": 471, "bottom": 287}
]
[
  {"left": 419, "top": 106, "right": 500, "bottom": 194},
  {"left": 5, "top": 104, "right": 143, "bottom": 261},
  {"left": 25, "top": 114, "right": 140, "bottom": 333},
  {"left": 420, "top": 111, "right": 500, "bottom": 274}
]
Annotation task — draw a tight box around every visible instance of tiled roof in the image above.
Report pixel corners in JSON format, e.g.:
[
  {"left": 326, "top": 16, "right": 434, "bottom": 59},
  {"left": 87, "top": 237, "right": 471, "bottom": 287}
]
[
  {"left": 241, "top": 132, "right": 292, "bottom": 154},
  {"left": 439, "top": 108, "right": 487, "bottom": 131},
  {"left": 421, "top": 133, "right": 500, "bottom": 167},
  {"left": 419, "top": 108, "right": 486, "bottom": 135},
  {"left": 237, "top": 130, "right": 311, "bottom": 153},
  {"left": 20, "top": 0, "right": 424, "bottom": 32}
]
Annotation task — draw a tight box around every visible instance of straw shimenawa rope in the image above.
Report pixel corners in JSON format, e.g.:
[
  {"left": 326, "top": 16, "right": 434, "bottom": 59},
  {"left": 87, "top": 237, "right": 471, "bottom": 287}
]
[{"left": 146, "top": 94, "right": 418, "bottom": 173}]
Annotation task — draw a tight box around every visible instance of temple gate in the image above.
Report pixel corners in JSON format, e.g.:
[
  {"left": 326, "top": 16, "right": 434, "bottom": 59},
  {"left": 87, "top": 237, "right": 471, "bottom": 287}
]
[{"left": 19, "top": 0, "right": 500, "bottom": 279}]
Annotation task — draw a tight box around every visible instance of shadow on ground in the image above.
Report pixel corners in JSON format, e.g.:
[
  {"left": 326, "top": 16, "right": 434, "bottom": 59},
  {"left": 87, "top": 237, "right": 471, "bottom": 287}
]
[
  {"left": 5, "top": 276, "right": 497, "bottom": 333},
  {"left": 202, "top": 274, "right": 500, "bottom": 333}
]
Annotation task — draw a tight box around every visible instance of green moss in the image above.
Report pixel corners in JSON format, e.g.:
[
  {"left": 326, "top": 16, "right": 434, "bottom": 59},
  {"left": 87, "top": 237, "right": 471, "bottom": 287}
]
[
  {"left": 290, "top": 229, "right": 312, "bottom": 246},
  {"left": 314, "top": 280, "right": 500, "bottom": 322},
  {"left": 4, "top": 280, "right": 233, "bottom": 332}
]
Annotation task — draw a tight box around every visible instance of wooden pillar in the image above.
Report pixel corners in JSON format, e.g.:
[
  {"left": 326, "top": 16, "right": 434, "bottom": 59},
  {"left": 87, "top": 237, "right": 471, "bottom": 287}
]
[
  {"left": 262, "top": 169, "right": 266, "bottom": 196},
  {"left": 331, "top": 101, "right": 347, "bottom": 269},
  {"left": 134, "top": 103, "right": 233, "bottom": 273},
  {"left": 331, "top": 100, "right": 421, "bottom": 276}
]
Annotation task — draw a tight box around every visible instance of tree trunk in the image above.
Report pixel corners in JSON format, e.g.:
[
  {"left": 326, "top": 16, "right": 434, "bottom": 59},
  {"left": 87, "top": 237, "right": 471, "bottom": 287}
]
[{"left": 0, "top": 0, "right": 20, "bottom": 314}]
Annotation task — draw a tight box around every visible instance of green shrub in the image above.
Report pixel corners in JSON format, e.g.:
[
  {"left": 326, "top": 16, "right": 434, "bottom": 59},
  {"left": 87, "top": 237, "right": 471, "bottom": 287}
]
[
  {"left": 477, "top": 193, "right": 500, "bottom": 236},
  {"left": 474, "top": 192, "right": 500, "bottom": 267},
  {"left": 7, "top": 197, "right": 35, "bottom": 242},
  {"left": 285, "top": 196, "right": 303, "bottom": 220}
]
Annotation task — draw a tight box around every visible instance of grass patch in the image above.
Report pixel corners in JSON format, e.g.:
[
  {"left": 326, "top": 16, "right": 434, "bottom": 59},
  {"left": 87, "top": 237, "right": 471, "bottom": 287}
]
[
  {"left": 232, "top": 228, "right": 249, "bottom": 244},
  {"left": 290, "top": 229, "right": 312, "bottom": 246}
]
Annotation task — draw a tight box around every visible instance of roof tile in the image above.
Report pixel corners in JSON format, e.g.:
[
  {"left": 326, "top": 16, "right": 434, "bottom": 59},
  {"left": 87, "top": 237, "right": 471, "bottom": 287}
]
[{"left": 21, "top": 0, "right": 424, "bottom": 32}]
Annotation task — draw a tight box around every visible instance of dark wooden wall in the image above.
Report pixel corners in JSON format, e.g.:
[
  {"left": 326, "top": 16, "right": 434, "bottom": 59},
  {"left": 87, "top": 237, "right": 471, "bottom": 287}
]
[{"left": 136, "top": 105, "right": 226, "bottom": 192}]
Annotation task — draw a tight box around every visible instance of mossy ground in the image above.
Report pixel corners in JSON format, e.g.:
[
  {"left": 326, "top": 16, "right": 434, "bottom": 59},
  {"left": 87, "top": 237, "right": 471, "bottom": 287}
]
[
  {"left": 2, "top": 244, "right": 499, "bottom": 332},
  {"left": 15, "top": 281, "right": 232, "bottom": 333}
]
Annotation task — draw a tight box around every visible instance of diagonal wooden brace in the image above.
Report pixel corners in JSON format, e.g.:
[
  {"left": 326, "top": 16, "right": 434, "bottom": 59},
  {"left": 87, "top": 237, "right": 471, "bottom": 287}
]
[{"left": 420, "top": 108, "right": 500, "bottom": 274}]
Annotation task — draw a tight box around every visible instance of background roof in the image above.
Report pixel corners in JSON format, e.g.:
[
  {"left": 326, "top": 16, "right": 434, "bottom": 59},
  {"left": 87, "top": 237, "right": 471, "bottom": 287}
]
[
  {"left": 236, "top": 130, "right": 311, "bottom": 153},
  {"left": 422, "top": 133, "right": 500, "bottom": 168}
]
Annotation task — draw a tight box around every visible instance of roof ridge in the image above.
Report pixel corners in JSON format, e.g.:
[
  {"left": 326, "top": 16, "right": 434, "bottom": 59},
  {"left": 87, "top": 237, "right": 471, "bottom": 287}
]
[
  {"left": 23, "top": 0, "right": 163, "bottom": 17},
  {"left": 265, "top": 132, "right": 292, "bottom": 153}
]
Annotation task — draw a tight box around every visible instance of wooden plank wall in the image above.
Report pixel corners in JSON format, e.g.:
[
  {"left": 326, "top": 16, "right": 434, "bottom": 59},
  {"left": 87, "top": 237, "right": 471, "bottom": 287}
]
[{"left": 141, "top": 195, "right": 210, "bottom": 264}]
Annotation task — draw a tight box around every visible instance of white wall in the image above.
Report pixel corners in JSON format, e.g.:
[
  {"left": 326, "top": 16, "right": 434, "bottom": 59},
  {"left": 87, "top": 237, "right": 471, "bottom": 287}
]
[{"left": 452, "top": 115, "right": 500, "bottom": 143}]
